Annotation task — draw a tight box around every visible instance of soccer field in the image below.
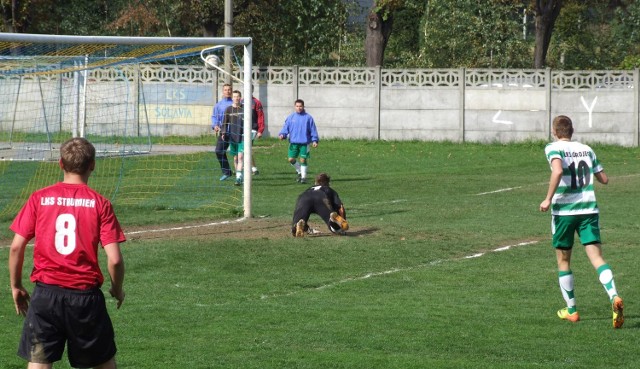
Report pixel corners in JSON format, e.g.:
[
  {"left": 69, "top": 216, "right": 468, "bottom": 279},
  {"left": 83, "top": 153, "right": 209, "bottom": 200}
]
[{"left": 1, "top": 139, "right": 639, "bottom": 368}]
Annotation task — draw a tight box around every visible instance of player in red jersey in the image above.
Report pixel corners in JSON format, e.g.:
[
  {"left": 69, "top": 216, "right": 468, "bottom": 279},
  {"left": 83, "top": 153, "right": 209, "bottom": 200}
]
[{"left": 9, "top": 137, "right": 126, "bottom": 369}]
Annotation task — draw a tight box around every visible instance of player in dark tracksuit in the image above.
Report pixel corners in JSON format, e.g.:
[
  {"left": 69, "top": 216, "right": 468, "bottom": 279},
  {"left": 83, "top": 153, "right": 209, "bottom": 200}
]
[{"left": 291, "top": 173, "right": 348, "bottom": 236}]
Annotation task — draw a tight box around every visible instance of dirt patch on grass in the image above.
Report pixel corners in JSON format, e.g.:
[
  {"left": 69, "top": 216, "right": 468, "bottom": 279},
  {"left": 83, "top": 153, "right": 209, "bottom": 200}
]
[
  {"left": 123, "top": 216, "right": 374, "bottom": 242},
  {"left": 124, "top": 217, "right": 290, "bottom": 241},
  {"left": 1, "top": 217, "right": 372, "bottom": 246}
]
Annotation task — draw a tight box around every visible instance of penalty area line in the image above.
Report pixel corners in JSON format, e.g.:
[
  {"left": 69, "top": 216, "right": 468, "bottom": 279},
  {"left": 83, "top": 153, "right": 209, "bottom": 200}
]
[
  {"left": 475, "top": 186, "right": 522, "bottom": 196},
  {"left": 1, "top": 217, "right": 249, "bottom": 248},
  {"left": 260, "top": 240, "right": 538, "bottom": 300},
  {"left": 125, "top": 217, "right": 248, "bottom": 236},
  {"left": 475, "top": 173, "right": 640, "bottom": 197}
]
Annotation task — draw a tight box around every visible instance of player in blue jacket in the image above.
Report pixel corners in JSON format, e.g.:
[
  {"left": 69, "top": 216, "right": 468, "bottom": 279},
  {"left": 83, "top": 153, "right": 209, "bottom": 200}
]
[
  {"left": 211, "top": 83, "right": 234, "bottom": 181},
  {"left": 278, "top": 99, "right": 319, "bottom": 184}
]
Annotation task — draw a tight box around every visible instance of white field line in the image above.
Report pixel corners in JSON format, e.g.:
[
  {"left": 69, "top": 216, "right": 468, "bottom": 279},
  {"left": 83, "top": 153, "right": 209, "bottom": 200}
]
[
  {"left": 357, "top": 199, "right": 408, "bottom": 207},
  {"left": 475, "top": 186, "right": 523, "bottom": 196},
  {"left": 125, "top": 217, "right": 248, "bottom": 235},
  {"left": 475, "top": 172, "right": 640, "bottom": 197},
  {"left": 259, "top": 240, "right": 538, "bottom": 300},
  {"left": 1, "top": 218, "right": 249, "bottom": 248}
]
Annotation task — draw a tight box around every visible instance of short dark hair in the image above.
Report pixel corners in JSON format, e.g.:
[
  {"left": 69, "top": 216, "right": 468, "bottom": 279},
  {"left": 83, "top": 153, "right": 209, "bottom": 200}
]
[
  {"left": 60, "top": 137, "right": 96, "bottom": 175},
  {"left": 295, "top": 99, "right": 305, "bottom": 107},
  {"left": 553, "top": 115, "right": 574, "bottom": 139},
  {"left": 315, "top": 172, "right": 330, "bottom": 186},
  {"left": 233, "top": 90, "right": 242, "bottom": 96}
]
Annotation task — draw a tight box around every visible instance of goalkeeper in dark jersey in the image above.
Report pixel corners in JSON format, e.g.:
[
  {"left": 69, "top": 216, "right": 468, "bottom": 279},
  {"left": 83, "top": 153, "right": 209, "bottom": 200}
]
[{"left": 291, "top": 172, "right": 349, "bottom": 237}]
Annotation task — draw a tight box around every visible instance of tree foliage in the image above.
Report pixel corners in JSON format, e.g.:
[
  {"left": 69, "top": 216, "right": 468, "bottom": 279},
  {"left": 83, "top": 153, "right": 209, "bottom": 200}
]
[
  {"left": 382, "top": 0, "right": 426, "bottom": 67},
  {"left": 1, "top": 0, "right": 115, "bottom": 35},
  {"left": 0, "top": 0, "right": 636, "bottom": 69},
  {"left": 611, "top": 0, "right": 640, "bottom": 68},
  {"left": 420, "top": 0, "right": 531, "bottom": 68},
  {"left": 544, "top": 2, "right": 612, "bottom": 69}
]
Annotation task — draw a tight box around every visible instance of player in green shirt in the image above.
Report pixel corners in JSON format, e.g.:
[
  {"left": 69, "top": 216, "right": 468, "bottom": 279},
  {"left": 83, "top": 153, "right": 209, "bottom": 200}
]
[{"left": 540, "top": 115, "right": 623, "bottom": 328}]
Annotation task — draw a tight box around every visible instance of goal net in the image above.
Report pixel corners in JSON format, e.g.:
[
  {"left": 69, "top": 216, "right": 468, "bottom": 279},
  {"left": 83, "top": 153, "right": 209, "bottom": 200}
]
[{"left": 0, "top": 33, "right": 254, "bottom": 224}]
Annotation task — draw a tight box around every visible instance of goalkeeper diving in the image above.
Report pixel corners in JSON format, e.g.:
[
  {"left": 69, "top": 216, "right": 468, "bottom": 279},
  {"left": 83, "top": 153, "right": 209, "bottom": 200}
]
[{"left": 291, "top": 173, "right": 349, "bottom": 237}]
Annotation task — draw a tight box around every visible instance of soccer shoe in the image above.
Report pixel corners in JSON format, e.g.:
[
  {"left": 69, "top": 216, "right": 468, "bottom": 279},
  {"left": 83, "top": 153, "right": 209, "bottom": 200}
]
[
  {"left": 295, "top": 219, "right": 306, "bottom": 237},
  {"left": 252, "top": 170, "right": 259, "bottom": 175},
  {"left": 299, "top": 178, "right": 307, "bottom": 184},
  {"left": 295, "top": 173, "right": 302, "bottom": 182},
  {"left": 220, "top": 174, "right": 231, "bottom": 181},
  {"left": 612, "top": 296, "right": 624, "bottom": 329},
  {"left": 307, "top": 227, "right": 321, "bottom": 235},
  {"left": 330, "top": 212, "right": 349, "bottom": 231},
  {"left": 234, "top": 177, "right": 243, "bottom": 186},
  {"left": 557, "top": 307, "right": 580, "bottom": 322}
]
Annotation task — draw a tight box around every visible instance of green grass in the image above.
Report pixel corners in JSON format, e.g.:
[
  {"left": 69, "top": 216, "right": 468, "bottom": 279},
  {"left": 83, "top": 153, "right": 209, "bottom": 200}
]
[{"left": 1, "top": 140, "right": 640, "bottom": 368}]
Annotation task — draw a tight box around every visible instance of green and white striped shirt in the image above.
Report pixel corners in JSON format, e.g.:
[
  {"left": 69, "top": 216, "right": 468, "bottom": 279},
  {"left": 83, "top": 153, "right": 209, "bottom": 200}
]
[{"left": 544, "top": 140, "right": 603, "bottom": 216}]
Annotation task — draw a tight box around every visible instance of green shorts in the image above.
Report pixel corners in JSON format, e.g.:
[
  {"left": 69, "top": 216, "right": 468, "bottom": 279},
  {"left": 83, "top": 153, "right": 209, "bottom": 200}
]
[
  {"left": 229, "top": 142, "right": 244, "bottom": 156},
  {"left": 551, "top": 213, "right": 601, "bottom": 249},
  {"left": 288, "top": 143, "right": 310, "bottom": 160}
]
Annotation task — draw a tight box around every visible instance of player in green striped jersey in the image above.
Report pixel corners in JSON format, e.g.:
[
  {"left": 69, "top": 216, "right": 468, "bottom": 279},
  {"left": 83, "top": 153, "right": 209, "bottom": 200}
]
[{"left": 539, "top": 115, "right": 624, "bottom": 328}]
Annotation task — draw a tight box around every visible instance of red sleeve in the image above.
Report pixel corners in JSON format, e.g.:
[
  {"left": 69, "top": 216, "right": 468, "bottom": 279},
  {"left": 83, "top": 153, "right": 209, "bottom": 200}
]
[
  {"left": 10, "top": 194, "right": 38, "bottom": 241},
  {"left": 99, "top": 199, "right": 126, "bottom": 246}
]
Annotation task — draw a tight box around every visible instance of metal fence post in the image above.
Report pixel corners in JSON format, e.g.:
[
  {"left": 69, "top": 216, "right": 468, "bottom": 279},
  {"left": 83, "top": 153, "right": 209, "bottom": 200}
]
[
  {"left": 375, "top": 66, "right": 381, "bottom": 140},
  {"left": 459, "top": 68, "right": 465, "bottom": 143},
  {"left": 545, "top": 67, "right": 552, "bottom": 141},
  {"left": 635, "top": 68, "right": 639, "bottom": 147},
  {"left": 293, "top": 65, "right": 299, "bottom": 100}
]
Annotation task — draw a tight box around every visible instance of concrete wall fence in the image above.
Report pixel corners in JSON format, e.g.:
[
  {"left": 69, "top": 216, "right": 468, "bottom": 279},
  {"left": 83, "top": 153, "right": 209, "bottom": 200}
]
[{"left": 2, "top": 66, "right": 639, "bottom": 147}]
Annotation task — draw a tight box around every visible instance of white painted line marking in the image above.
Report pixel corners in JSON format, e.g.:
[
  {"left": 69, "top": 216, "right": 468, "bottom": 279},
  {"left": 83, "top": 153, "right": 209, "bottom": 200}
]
[
  {"left": 475, "top": 187, "right": 522, "bottom": 196},
  {"left": 126, "top": 217, "right": 247, "bottom": 235},
  {"left": 260, "top": 240, "right": 539, "bottom": 300}
]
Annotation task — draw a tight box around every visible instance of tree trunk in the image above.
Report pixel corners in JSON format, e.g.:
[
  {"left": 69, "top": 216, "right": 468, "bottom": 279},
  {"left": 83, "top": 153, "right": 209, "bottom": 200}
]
[
  {"left": 533, "top": 0, "right": 562, "bottom": 68},
  {"left": 365, "top": 9, "right": 394, "bottom": 67},
  {"left": 202, "top": 22, "right": 216, "bottom": 37}
]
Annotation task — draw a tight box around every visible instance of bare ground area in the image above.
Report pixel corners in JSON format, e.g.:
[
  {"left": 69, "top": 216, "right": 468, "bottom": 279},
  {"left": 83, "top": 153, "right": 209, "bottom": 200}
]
[
  {"left": 124, "top": 216, "right": 290, "bottom": 242},
  {"left": 123, "top": 216, "right": 376, "bottom": 242},
  {"left": 1, "top": 217, "right": 374, "bottom": 246}
]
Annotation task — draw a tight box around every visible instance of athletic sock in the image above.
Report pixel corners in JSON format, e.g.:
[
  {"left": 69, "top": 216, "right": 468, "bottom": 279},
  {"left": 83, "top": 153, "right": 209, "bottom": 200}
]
[
  {"left": 597, "top": 264, "right": 618, "bottom": 302},
  {"left": 559, "top": 270, "right": 576, "bottom": 314},
  {"left": 291, "top": 161, "right": 301, "bottom": 174},
  {"left": 300, "top": 164, "right": 307, "bottom": 179}
]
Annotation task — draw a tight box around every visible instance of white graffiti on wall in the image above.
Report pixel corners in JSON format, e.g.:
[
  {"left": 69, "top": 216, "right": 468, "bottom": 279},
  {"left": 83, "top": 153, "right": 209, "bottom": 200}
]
[
  {"left": 580, "top": 96, "right": 597, "bottom": 127},
  {"left": 492, "top": 110, "right": 514, "bottom": 125}
]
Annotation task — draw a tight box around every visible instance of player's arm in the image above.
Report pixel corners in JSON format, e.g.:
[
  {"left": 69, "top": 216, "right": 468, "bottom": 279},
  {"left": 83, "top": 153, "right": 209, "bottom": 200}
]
[
  {"left": 9, "top": 233, "right": 30, "bottom": 316},
  {"left": 540, "top": 158, "right": 562, "bottom": 212},
  {"left": 212, "top": 105, "right": 223, "bottom": 132},
  {"left": 211, "top": 106, "right": 218, "bottom": 131},
  {"left": 279, "top": 119, "right": 289, "bottom": 140},
  {"left": 594, "top": 170, "right": 608, "bottom": 185},
  {"left": 104, "top": 242, "right": 125, "bottom": 309},
  {"left": 310, "top": 118, "right": 319, "bottom": 147}
]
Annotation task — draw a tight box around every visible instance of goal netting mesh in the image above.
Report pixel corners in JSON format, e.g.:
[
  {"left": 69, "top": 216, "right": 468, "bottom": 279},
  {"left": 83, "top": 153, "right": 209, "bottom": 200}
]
[{"left": 0, "top": 34, "right": 252, "bottom": 224}]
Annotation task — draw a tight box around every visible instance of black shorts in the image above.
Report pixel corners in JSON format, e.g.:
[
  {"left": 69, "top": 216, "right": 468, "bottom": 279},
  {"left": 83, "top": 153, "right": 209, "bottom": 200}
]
[{"left": 18, "top": 282, "right": 117, "bottom": 368}]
